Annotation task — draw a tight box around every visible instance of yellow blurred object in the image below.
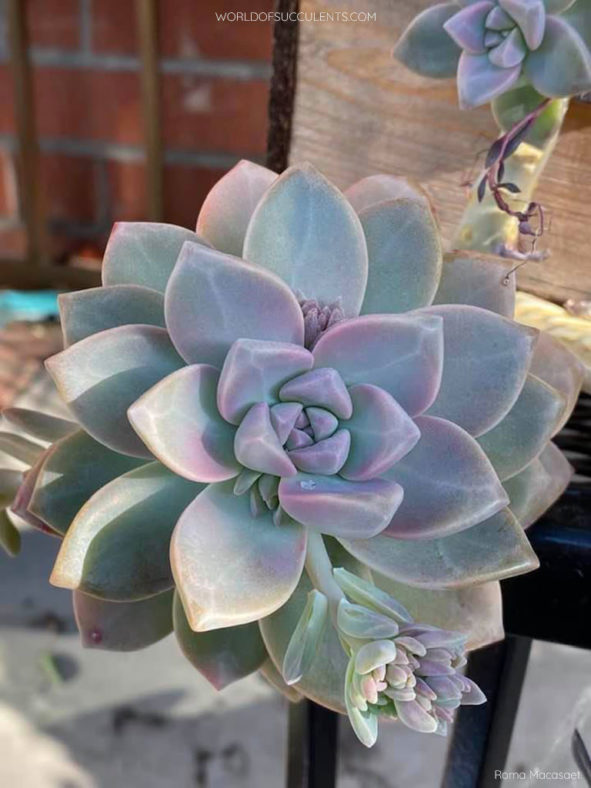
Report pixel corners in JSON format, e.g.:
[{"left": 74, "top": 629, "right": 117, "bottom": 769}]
[{"left": 515, "top": 291, "right": 591, "bottom": 394}]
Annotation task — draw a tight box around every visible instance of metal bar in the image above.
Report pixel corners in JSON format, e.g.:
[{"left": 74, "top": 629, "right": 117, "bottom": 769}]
[
  {"left": 286, "top": 700, "right": 338, "bottom": 788},
  {"left": 503, "top": 485, "right": 591, "bottom": 649},
  {"left": 266, "top": 0, "right": 300, "bottom": 173},
  {"left": 442, "top": 635, "right": 532, "bottom": 788},
  {"left": 136, "top": 0, "right": 163, "bottom": 221},
  {"left": 6, "top": 0, "right": 47, "bottom": 266}
]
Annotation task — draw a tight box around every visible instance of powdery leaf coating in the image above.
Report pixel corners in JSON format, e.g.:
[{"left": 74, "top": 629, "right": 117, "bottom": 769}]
[
  {"left": 445, "top": 1, "right": 494, "bottom": 53},
  {"left": 503, "top": 441, "right": 573, "bottom": 528},
  {"left": 102, "top": 222, "right": 205, "bottom": 293},
  {"left": 74, "top": 589, "right": 174, "bottom": 651},
  {"left": 29, "top": 430, "right": 144, "bottom": 536},
  {"left": 165, "top": 242, "right": 304, "bottom": 367},
  {"left": 196, "top": 160, "right": 278, "bottom": 257},
  {"left": 234, "top": 402, "right": 297, "bottom": 477},
  {"left": 171, "top": 480, "right": 307, "bottom": 631},
  {"left": 217, "top": 340, "right": 313, "bottom": 426},
  {"left": 312, "top": 313, "right": 444, "bottom": 417},
  {"left": 457, "top": 51, "right": 521, "bottom": 108},
  {"left": 1, "top": 408, "right": 76, "bottom": 443},
  {"left": 243, "top": 163, "right": 369, "bottom": 317},
  {"left": 45, "top": 325, "right": 184, "bottom": 459},
  {"left": 278, "top": 473, "right": 404, "bottom": 539},
  {"left": 51, "top": 462, "right": 202, "bottom": 600},
  {"left": 129, "top": 365, "right": 240, "bottom": 483},
  {"left": 476, "top": 374, "right": 565, "bottom": 480},
  {"left": 374, "top": 575, "right": 504, "bottom": 651},
  {"left": 279, "top": 368, "right": 353, "bottom": 420},
  {"left": 345, "top": 174, "right": 432, "bottom": 213},
  {"left": 260, "top": 542, "right": 369, "bottom": 713},
  {"left": 340, "top": 508, "right": 539, "bottom": 589},
  {"left": 432, "top": 251, "right": 515, "bottom": 317},
  {"left": 524, "top": 16, "right": 591, "bottom": 96},
  {"left": 340, "top": 384, "right": 420, "bottom": 482},
  {"left": 420, "top": 304, "right": 538, "bottom": 436},
  {"left": 173, "top": 592, "right": 266, "bottom": 689},
  {"left": 383, "top": 415, "right": 508, "bottom": 539},
  {"left": 59, "top": 285, "right": 165, "bottom": 347},
  {"left": 528, "top": 326, "right": 585, "bottom": 433},
  {"left": 393, "top": 2, "right": 462, "bottom": 77},
  {"left": 358, "top": 198, "right": 442, "bottom": 316}
]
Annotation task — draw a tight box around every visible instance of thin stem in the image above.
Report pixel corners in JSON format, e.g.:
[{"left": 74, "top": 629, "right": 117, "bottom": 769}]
[
  {"left": 305, "top": 531, "right": 345, "bottom": 624},
  {"left": 454, "top": 97, "right": 569, "bottom": 259}
]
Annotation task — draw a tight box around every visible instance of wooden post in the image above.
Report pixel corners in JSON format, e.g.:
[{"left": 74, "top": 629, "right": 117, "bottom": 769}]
[
  {"left": 7, "top": 0, "right": 47, "bottom": 266},
  {"left": 136, "top": 0, "right": 164, "bottom": 222}
]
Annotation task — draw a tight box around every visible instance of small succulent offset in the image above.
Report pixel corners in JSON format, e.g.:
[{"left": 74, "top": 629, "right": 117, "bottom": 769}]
[
  {"left": 1, "top": 161, "right": 584, "bottom": 746},
  {"left": 394, "top": 0, "right": 591, "bottom": 108}
]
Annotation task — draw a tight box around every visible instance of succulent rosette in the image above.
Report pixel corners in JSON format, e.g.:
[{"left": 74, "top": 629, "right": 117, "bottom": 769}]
[
  {"left": 394, "top": 0, "right": 591, "bottom": 108},
  {"left": 2, "top": 161, "right": 583, "bottom": 745}
]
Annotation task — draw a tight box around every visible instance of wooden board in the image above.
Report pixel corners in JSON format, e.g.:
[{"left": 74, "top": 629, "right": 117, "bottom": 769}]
[{"left": 288, "top": 0, "right": 591, "bottom": 303}]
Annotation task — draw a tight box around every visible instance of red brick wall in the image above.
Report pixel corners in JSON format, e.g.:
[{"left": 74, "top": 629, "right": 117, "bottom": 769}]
[{"left": 0, "top": 0, "right": 274, "bottom": 264}]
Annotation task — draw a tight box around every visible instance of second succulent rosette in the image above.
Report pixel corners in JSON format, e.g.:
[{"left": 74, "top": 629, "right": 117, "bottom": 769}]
[{"left": 5, "top": 161, "right": 583, "bottom": 745}]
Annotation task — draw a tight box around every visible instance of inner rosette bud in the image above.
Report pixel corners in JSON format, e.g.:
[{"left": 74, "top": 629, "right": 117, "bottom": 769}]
[{"left": 128, "top": 336, "right": 421, "bottom": 539}]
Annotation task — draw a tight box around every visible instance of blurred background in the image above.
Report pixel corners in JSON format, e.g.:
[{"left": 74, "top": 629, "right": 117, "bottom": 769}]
[{"left": 0, "top": 2, "right": 590, "bottom": 787}]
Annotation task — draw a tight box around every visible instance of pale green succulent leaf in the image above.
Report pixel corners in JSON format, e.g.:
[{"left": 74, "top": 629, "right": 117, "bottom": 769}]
[
  {"left": 102, "top": 222, "right": 207, "bottom": 293},
  {"left": 128, "top": 364, "right": 240, "bottom": 483},
  {"left": 0, "top": 432, "right": 45, "bottom": 466},
  {"left": 59, "top": 285, "right": 165, "bottom": 347},
  {"left": 524, "top": 16, "right": 591, "bottom": 97},
  {"left": 457, "top": 51, "right": 521, "bottom": 108},
  {"left": 0, "top": 468, "right": 23, "bottom": 509},
  {"left": 333, "top": 567, "right": 414, "bottom": 623},
  {"left": 543, "top": 0, "right": 575, "bottom": 13},
  {"left": 171, "top": 480, "right": 306, "bottom": 631},
  {"left": 29, "top": 430, "right": 144, "bottom": 536},
  {"left": 46, "top": 325, "right": 184, "bottom": 459},
  {"left": 282, "top": 589, "right": 329, "bottom": 685},
  {"left": 499, "top": 0, "right": 546, "bottom": 49},
  {"left": 0, "top": 508, "right": 21, "bottom": 557},
  {"left": 243, "top": 163, "right": 369, "bottom": 318},
  {"left": 340, "top": 384, "right": 420, "bottom": 482},
  {"left": 173, "top": 592, "right": 266, "bottom": 689},
  {"left": 312, "top": 313, "right": 444, "bottom": 417},
  {"left": 373, "top": 575, "right": 504, "bottom": 651},
  {"left": 358, "top": 198, "right": 442, "bottom": 316},
  {"left": 259, "top": 658, "right": 304, "bottom": 703},
  {"left": 420, "top": 304, "right": 538, "bottom": 436},
  {"left": 563, "top": 0, "right": 591, "bottom": 49},
  {"left": 477, "top": 374, "right": 565, "bottom": 480},
  {"left": 444, "top": 1, "right": 493, "bottom": 54},
  {"left": 1, "top": 408, "right": 76, "bottom": 443},
  {"left": 345, "top": 174, "right": 431, "bottom": 213},
  {"left": 337, "top": 599, "right": 400, "bottom": 640},
  {"left": 164, "top": 242, "right": 305, "bottom": 367},
  {"left": 340, "top": 508, "right": 539, "bottom": 589},
  {"left": 344, "top": 659, "right": 379, "bottom": 747},
  {"left": 433, "top": 251, "right": 515, "bottom": 317},
  {"left": 383, "top": 415, "right": 509, "bottom": 539},
  {"left": 51, "top": 462, "right": 202, "bottom": 600},
  {"left": 394, "top": 3, "right": 462, "bottom": 78},
  {"left": 504, "top": 442, "right": 572, "bottom": 528},
  {"left": 73, "top": 589, "right": 173, "bottom": 651},
  {"left": 196, "top": 160, "right": 278, "bottom": 257},
  {"left": 492, "top": 85, "right": 568, "bottom": 149},
  {"left": 529, "top": 331, "right": 584, "bottom": 432},
  {"left": 278, "top": 473, "right": 403, "bottom": 539},
  {"left": 260, "top": 541, "right": 369, "bottom": 713}
]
